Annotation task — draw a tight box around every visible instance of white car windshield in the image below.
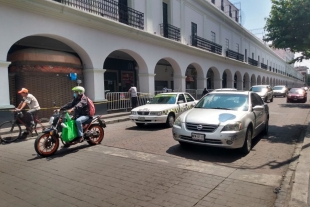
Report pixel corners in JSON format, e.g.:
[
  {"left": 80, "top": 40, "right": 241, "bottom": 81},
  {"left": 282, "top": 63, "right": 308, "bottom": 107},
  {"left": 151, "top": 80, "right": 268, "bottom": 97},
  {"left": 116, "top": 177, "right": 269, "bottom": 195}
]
[
  {"left": 195, "top": 94, "right": 249, "bottom": 111},
  {"left": 149, "top": 94, "right": 177, "bottom": 104}
]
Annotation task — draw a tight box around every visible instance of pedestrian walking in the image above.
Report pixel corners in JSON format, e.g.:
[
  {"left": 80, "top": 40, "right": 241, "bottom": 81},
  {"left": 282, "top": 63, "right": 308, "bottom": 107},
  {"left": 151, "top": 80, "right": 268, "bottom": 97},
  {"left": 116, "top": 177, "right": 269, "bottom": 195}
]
[
  {"left": 202, "top": 88, "right": 209, "bottom": 97},
  {"left": 128, "top": 84, "right": 138, "bottom": 109}
]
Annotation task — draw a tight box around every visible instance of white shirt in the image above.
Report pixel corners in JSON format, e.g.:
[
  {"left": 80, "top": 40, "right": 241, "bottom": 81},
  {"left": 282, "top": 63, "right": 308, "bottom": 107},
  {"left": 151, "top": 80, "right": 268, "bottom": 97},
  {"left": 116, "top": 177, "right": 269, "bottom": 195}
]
[
  {"left": 23, "top": 93, "right": 40, "bottom": 110},
  {"left": 129, "top": 87, "right": 137, "bottom": 97}
]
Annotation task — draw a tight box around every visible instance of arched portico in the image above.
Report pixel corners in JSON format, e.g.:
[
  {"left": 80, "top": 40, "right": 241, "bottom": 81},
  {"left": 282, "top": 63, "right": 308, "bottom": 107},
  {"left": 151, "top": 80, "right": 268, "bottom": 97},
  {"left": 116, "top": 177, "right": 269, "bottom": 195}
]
[
  {"left": 234, "top": 71, "right": 242, "bottom": 90},
  {"left": 251, "top": 74, "right": 257, "bottom": 86},
  {"left": 207, "top": 67, "right": 221, "bottom": 89},
  {"left": 243, "top": 73, "right": 250, "bottom": 90},
  {"left": 262, "top": 77, "right": 266, "bottom": 85},
  {"left": 257, "top": 76, "right": 262, "bottom": 85},
  {"left": 222, "top": 69, "right": 233, "bottom": 88}
]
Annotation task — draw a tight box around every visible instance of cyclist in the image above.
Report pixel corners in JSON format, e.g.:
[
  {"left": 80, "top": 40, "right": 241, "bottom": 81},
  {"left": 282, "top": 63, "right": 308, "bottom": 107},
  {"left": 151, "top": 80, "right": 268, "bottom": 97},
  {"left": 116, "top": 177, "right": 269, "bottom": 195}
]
[
  {"left": 56, "top": 86, "right": 90, "bottom": 143},
  {"left": 16, "top": 88, "right": 41, "bottom": 130}
]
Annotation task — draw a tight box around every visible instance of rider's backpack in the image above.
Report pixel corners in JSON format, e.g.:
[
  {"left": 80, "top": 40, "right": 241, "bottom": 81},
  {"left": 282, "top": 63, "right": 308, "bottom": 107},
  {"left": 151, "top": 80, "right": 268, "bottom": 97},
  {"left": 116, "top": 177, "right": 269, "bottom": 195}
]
[{"left": 86, "top": 96, "right": 95, "bottom": 117}]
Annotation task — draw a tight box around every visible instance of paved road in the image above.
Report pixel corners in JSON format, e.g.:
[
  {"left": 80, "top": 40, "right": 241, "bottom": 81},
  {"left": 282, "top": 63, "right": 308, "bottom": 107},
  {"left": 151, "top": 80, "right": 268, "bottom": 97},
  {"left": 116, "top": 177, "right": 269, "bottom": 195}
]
[{"left": 0, "top": 96, "right": 309, "bottom": 207}]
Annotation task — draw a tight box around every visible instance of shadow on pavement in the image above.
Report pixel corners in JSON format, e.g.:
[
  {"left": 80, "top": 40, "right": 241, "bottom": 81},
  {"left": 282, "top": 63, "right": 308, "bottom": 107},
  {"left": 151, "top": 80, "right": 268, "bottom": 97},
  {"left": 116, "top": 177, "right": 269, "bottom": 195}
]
[
  {"left": 279, "top": 103, "right": 310, "bottom": 109},
  {"left": 166, "top": 123, "right": 306, "bottom": 168},
  {"left": 27, "top": 144, "right": 91, "bottom": 161},
  {"left": 126, "top": 124, "right": 168, "bottom": 131}
]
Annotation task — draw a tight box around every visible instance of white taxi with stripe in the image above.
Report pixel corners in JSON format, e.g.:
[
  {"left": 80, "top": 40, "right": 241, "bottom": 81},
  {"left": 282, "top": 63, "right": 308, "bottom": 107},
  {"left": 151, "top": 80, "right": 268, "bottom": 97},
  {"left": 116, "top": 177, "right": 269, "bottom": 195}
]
[{"left": 130, "top": 93, "right": 198, "bottom": 127}]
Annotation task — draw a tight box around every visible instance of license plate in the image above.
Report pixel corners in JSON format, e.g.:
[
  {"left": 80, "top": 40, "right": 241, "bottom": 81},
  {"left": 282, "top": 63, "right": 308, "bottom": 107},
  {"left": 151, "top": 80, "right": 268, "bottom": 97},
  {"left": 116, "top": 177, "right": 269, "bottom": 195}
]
[
  {"left": 191, "top": 133, "right": 205, "bottom": 141},
  {"left": 138, "top": 117, "right": 145, "bottom": 120}
]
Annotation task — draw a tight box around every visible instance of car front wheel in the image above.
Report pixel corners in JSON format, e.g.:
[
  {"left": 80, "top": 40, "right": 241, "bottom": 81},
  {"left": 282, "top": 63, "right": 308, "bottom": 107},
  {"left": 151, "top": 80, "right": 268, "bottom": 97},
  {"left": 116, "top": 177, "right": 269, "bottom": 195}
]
[
  {"left": 262, "top": 118, "right": 269, "bottom": 135},
  {"left": 240, "top": 127, "right": 252, "bottom": 154},
  {"left": 166, "top": 114, "right": 175, "bottom": 128}
]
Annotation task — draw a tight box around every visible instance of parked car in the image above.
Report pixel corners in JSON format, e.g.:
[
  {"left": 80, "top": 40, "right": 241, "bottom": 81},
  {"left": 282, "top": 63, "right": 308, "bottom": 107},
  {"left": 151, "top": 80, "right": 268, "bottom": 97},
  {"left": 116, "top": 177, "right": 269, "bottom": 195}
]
[
  {"left": 273, "top": 85, "right": 288, "bottom": 97},
  {"left": 129, "top": 93, "right": 198, "bottom": 128},
  {"left": 287, "top": 88, "right": 307, "bottom": 103},
  {"left": 173, "top": 91, "right": 269, "bottom": 154},
  {"left": 249, "top": 85, "right": 274, "bottom": 102}
]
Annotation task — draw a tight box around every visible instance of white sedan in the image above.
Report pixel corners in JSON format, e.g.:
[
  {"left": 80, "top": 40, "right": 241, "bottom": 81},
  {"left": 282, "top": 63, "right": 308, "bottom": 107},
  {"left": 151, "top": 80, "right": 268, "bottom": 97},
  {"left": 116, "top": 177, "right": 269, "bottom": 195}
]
[{"left": 130, "top": 93, "right": 198, "bottom": 127}]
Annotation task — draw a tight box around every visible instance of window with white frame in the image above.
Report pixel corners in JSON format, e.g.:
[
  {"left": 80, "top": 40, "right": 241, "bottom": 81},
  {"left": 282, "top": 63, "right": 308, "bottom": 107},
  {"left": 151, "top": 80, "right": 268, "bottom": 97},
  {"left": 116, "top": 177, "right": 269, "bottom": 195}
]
[
  {"left": 211, "top": 32, "right": 216, "bottom": 42},
  {"left": 236, "top": 43, "right": 239, "bottom": 53},
  {"left": 225, "top": 39, "right": 229, "bottom": 49}
]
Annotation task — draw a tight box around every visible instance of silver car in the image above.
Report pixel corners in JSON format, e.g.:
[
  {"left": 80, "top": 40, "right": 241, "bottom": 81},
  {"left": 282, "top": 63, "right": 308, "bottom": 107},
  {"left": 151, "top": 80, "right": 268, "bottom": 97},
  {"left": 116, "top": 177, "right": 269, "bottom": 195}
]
[
  {"left": 172, "top": 91, "right": 269, "bottom": 154},
  {"left": 273, "top": 85, "right": 288, "bottom": 97},
  {"left": 250, "top": 85, "right": 274, "bottom": 102}
]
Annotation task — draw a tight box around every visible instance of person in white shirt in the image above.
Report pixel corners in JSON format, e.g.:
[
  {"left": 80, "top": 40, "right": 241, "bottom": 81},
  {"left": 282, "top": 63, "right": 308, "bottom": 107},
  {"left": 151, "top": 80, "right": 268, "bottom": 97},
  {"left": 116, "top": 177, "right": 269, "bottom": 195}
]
[
  {"left": 128, "top": 84, "right": 138, "bottom": 109},
  {"left": 15, "top": 88, "right": 41, "bottom": 129}
]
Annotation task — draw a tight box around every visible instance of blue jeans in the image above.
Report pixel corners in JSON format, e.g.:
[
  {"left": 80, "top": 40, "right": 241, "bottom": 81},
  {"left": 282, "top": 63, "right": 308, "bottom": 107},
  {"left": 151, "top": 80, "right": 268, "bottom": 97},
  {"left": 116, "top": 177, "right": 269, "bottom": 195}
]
[{"left": 75, "top": 116, "right": 89, "bottom": 137}]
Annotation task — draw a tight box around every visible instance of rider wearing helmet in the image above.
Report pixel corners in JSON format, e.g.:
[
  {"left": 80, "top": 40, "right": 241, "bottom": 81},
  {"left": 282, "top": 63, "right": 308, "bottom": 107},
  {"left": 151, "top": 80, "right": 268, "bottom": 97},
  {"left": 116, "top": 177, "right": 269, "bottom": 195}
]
[{"left": 58, "top": 86, "right": 90, "bottom": 142}]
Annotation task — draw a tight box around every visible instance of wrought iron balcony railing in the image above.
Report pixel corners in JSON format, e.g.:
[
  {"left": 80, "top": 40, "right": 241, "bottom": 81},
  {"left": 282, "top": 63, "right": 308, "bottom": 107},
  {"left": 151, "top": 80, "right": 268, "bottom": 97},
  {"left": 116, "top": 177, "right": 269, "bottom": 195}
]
[
  {"left": 191, "top": 35, "right": 222, "bottom": 55},
  {"left": 248, "top": 57, "right": 258, "bottom": 66},
  {"left": 235, "top": 17, "right": 238, "bottom": 22},
  {"left": 269, "top": 66, "right": 271, "bottom": 71},
  {"left": 53, "top": 0, "right": 144, "bottom": 30},
  {"left": 226, "top": 49, "right": 244, "bottom": 62},
  {"left": 221, "top": 5, "right": 224, "bottom": 11},
  {"left": 261, "top": 63, "right": 267, "bottom": 69},
  {"left": 160, "top": 23, "right": 181, "bottom": 42},
  {"left": 229, "top": 12, "right": 232, "bottom": 17},
  {"left": 212, "top": 0, "right": 215, "bottom": 4}
]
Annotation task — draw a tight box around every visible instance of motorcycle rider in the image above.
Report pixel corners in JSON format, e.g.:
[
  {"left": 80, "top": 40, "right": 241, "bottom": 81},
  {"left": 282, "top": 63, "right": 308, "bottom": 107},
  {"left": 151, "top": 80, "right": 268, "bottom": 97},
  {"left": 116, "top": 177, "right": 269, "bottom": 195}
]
[{"left": 56, "top": 86, "right": 90, "bottom": 143}]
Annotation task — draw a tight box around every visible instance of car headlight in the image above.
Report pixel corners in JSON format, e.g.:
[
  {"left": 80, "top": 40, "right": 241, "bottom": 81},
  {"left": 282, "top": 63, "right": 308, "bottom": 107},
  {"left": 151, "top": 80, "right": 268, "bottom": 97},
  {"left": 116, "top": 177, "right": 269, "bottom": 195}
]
[
  {"left": 222, "top": 122, "right": 242, "bottom": 131},
  {"left": 131, "top": 111, "right": 137, "bottom": 115},
  {"left": 150, "top": 111, "right": 163, "bottom": 116},
  {"left": 174, "top": 117, "right": 182, "bottom": 127}
]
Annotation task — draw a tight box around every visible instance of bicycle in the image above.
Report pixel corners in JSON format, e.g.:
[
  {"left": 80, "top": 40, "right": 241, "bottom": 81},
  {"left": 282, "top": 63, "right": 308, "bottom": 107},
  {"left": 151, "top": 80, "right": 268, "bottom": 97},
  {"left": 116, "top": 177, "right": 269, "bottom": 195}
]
[{"left": 0, "top": 110, "right": 49, "bottom": 143}]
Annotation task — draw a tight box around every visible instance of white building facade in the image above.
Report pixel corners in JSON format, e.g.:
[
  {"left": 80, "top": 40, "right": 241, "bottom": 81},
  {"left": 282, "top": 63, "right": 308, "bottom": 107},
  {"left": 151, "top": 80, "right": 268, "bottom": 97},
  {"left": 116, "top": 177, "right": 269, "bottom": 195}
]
[{"left": 0, "top": 0, "right": 303, "bottom": 120}]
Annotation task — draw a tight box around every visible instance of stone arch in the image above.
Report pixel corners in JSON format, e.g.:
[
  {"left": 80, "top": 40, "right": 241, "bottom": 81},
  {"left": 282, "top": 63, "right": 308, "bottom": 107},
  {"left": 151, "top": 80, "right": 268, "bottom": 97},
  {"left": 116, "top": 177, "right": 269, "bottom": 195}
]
[
  {"left": 154, "top": 57, "right": 182, "bottom": 92},
  {"left": 222, "top": 69, "right": 233, "bottom": 88},
  {"left": 243, "top": 72, "right": 250, "bottom": 90},
  {"left": 185, "top": 62, "right": 204, "bottom": 90},
  {"left": 251, "top": 74, "right": 257, "bottom": 86},
  {"left": 266, "top": 77, "right": 270, "bottom": 85},
  {"left": 257, "top": 75, "right": 262, "bottom": 85},
  {"left": 207, "top": 67, "right": 221, "bottom": 89},
  {"left": 234, "top": 71, "right": 242, "bottom": 90},
  {"left": 262, "top": 76, "right": 266, "bottom": 85}
]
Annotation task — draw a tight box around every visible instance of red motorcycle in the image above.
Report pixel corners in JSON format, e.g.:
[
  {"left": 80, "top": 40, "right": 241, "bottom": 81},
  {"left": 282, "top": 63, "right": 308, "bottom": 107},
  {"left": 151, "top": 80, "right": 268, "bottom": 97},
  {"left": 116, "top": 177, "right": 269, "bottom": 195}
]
[{"left": 34, "top": 111, "right": 106, "bottom": 157}]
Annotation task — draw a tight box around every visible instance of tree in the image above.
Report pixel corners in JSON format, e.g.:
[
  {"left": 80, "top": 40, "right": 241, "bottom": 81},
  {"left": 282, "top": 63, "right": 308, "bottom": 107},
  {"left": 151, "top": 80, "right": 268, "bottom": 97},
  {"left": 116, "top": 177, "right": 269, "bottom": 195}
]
[{"left": 264, "top": 0, "right": 310, "bottom": 63}]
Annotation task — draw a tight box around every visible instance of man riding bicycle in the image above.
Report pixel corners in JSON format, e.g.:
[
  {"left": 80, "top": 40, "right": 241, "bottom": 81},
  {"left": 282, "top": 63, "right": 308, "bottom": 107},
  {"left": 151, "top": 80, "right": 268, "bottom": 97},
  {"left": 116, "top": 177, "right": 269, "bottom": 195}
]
[
  {"left": 16, "top": 88, "right": 41, "bottom": 130},
  {"left": 56, "top": 86, "right": 90, "bottom": 143}
]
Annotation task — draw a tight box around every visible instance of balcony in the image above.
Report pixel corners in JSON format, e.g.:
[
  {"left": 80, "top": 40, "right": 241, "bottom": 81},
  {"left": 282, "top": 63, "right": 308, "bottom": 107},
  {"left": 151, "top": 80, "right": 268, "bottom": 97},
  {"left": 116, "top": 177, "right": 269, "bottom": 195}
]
[
  {"left": 248, "top": 58, "right": 258, "bottom": 66},
  {"left": 160, "top": 23, "right": 181, "bottom": 42},
  {"left": 53, "top": 0, "right": 144, "bottom": 30},
  {"left": 226, "top": 49, "right": 244, "bottom": 62},
  {"left": 261, "top": 63, "right": 267, "bottom": 70},
  {"left": 191, "top": 35, "right": 222, "bottom": 55}
]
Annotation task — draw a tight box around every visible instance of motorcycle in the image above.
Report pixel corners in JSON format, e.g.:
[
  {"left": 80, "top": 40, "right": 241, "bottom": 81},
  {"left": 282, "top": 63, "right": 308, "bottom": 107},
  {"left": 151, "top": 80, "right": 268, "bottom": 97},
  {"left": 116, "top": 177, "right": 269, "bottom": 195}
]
[{"left": 34, "top": 111, "right": 106, "bottom": 157}]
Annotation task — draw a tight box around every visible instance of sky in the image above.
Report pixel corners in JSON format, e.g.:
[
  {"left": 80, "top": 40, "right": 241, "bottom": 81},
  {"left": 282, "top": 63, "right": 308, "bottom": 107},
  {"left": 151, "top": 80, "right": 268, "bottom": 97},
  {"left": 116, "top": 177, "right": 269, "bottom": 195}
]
[{"left": 230, "top": 0, "right": 310, "bottom": 70}]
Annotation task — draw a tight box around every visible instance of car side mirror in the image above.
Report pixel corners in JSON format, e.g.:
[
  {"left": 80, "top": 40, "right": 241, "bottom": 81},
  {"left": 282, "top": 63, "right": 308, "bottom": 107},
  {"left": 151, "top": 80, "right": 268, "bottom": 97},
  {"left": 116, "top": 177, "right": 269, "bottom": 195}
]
[
  {"left": 177, "top": 100, "right": 184, "bottom": 104},
  {"left": 252, "top": 105, "right": 264, "bottom": 111}
]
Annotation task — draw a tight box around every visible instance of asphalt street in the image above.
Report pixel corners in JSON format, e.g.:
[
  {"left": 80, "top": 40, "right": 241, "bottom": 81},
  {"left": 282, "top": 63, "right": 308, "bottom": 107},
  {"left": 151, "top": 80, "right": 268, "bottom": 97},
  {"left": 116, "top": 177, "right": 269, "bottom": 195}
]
[{"left": 0, "top": 95, "right": 309, "bottom": 207}]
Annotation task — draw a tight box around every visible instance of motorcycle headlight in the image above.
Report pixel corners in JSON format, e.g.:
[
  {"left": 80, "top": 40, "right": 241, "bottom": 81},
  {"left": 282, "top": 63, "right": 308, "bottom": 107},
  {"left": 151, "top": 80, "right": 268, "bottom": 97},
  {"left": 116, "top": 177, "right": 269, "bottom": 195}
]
[
  {"left": 222, "top": 122, "right": 242, "bottom": 131},
  {"left": 131, "top": 111, "right": 137, "bottom": 115},
  {"left": 174, "top": 117, "right": 182, "bottom": 127},
  {"left": 150, "top": 111, "right": 163, "bottom": 116}
]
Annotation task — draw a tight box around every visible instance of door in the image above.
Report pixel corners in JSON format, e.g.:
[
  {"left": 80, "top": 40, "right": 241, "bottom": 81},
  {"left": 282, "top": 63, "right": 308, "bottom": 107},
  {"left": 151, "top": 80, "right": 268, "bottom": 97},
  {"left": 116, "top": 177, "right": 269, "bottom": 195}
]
[
  {"left": 191, "top": 22, "right": 197, "bottom": 46},
  {"left": 177, "top": 94, "right": 187, "bottom": 115},
  {"left": 251, "top": 93, "right": 265, "bottom": 133},
  {"left": 184, "top": 93, "right": 196, "bottom": 109},
  {"left": 119, "top": 0, "right": 128, "bottom": 24},
  {"left": 163, "top": 2, "right": 168, "bottom": 38}
]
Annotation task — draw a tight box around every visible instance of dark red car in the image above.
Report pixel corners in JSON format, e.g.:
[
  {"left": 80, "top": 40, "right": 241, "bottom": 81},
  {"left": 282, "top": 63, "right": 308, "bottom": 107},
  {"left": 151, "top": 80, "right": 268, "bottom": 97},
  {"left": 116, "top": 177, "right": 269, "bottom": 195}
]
[{"left": 287, "top": 88, "right": 307, "bottom": 103}]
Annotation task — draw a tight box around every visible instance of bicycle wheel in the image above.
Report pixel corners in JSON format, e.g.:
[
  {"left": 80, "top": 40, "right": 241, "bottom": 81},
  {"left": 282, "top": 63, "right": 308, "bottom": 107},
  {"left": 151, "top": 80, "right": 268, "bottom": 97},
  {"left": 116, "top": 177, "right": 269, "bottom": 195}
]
[
  {"left": 34, "top": 118, "right": 50, "bottom": 135},
  {"left": 0, "top": 121, "right": 21, "bottom": 143}
]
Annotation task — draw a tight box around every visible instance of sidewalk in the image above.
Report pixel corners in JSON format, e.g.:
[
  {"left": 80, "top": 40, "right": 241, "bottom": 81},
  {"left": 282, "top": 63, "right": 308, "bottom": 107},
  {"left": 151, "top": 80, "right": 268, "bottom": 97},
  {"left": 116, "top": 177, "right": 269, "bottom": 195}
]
[{"left": 274, "top": 114, "right": 310, "bottom": 207}]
